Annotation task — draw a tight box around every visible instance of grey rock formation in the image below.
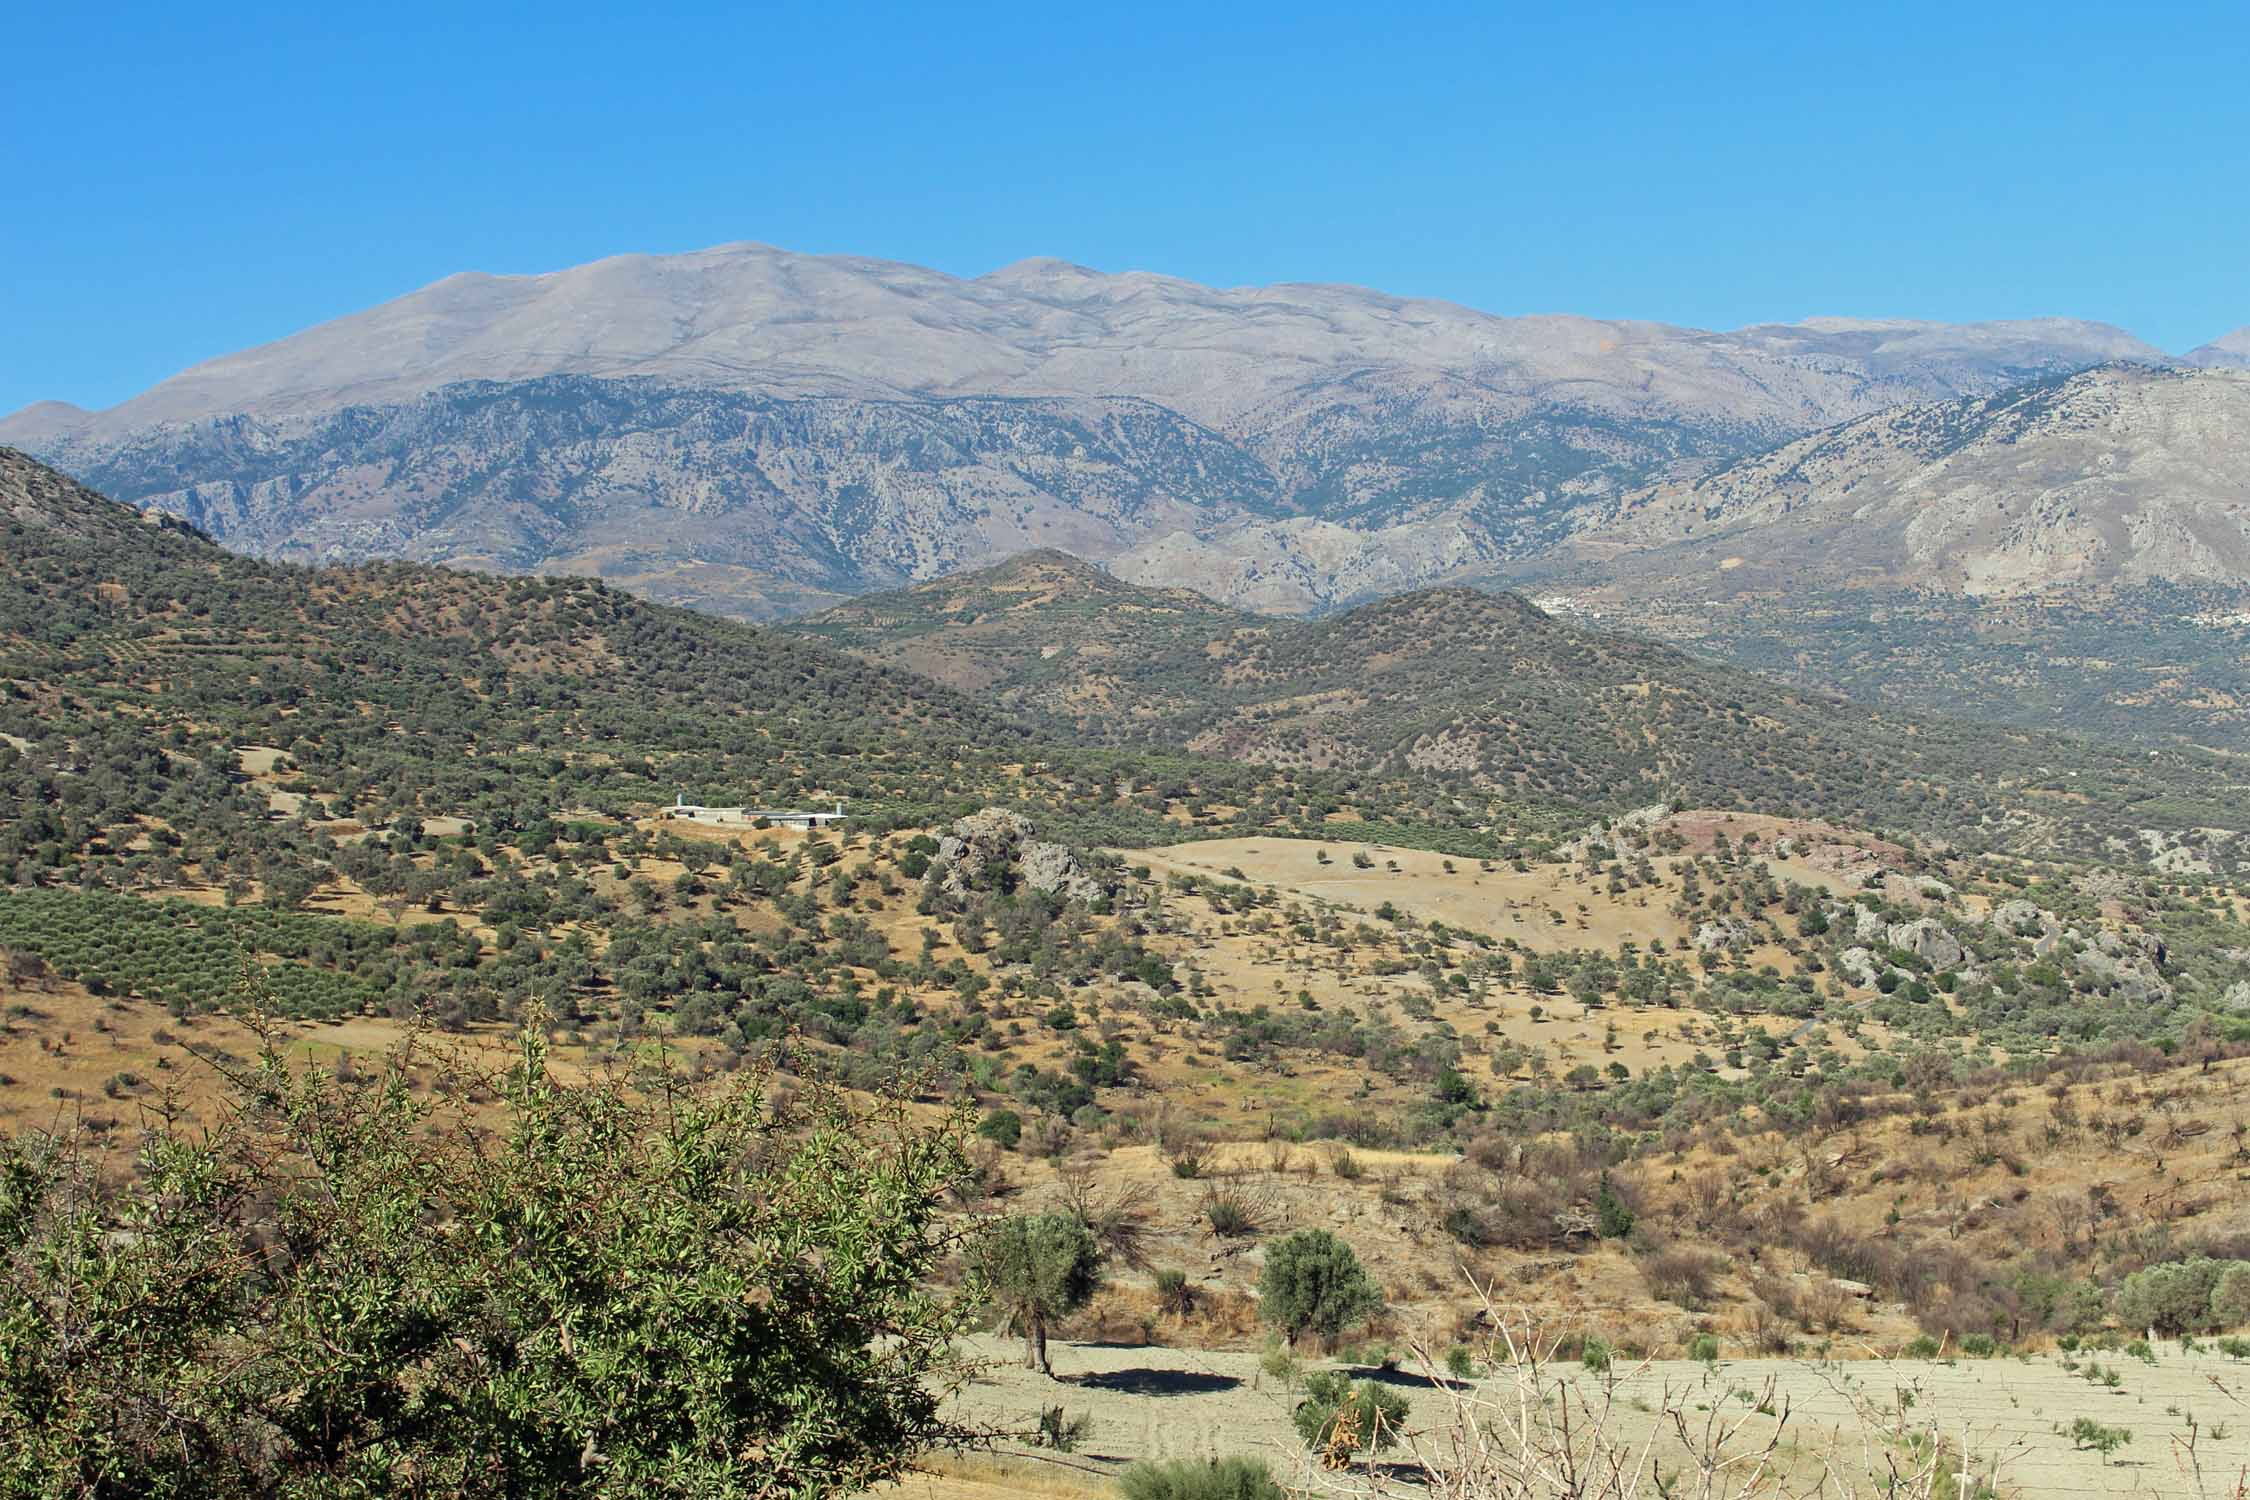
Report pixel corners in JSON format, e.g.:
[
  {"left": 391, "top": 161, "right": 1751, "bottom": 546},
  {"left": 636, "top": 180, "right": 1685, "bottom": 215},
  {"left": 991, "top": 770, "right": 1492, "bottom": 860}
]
[
  {"left": 1837, "top": 947, "right": 1886, "bottom": 989},
  {"left": 1990, "top": 899, "right": 2057, "bottom": 937},
  {"left": 1851, "top": 904, "right": 1888, "bottom": 945},
  {"left": 930, "top": 808, "right": 1101, "bottom": 905},
  {"left": 1693, "top": 919, "right": 1755, "bottom": 953},
  {"left": 2220, "top": 980, "right": 2250, "bottom": 1012},
  {"left": 1583, "top": 366, "right": 2250, "bottom": 598},
  {"left": 2074, "top": 929, "right": 2171, "bottom": 1003},
  {"left": 1019, "top": 839, "right": 1103, "bottom": 905},
  {"left": 1886, "top": 918, "right": 1965, "bottom": 971}
]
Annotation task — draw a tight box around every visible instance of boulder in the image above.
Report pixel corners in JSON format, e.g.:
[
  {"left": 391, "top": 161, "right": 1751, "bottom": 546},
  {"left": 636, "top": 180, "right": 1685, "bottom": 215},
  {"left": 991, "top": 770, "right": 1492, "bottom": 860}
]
[
  {"left": 2076, "top": 942, "right": 2171, "bottom": 1004},
  {"left": 1991, "top": 899, "right": 2055, "bottom": 937},
  {"left": 929, "top": 808, "right": 1103, "bottom": 905},
  {"left": 2220, "top": 981, "right": 2250, "bottom": 1013},
  {"left": 1021, "top": 839, "right": 1102, "bottom": 904},
  {"left": 1886, "top": 918, "right": 1964, "bottom": 971},
  {"left": 1851, "top": 904, "right": 1887, "bottom": 944},
  {"left": 1693, "top": 918, "right": 1754, "bottom": 953},
  {"left": 1837, "top": 947, "right": 1885, "bottom": 989}
]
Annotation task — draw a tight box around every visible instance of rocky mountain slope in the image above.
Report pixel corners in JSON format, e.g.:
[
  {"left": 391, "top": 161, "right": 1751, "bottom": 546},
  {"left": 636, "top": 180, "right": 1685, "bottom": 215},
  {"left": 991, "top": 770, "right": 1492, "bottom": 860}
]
[
  {"left": 1579, "top": 365, "right": 2250, "bottom": 596},
  {"left": 4, "top": 243, "right": 2192, "bottom": 617}
]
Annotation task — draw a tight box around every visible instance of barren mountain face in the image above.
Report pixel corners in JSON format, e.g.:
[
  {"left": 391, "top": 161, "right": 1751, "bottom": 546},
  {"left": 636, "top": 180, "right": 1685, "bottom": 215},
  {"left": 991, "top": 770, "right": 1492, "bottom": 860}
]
[
  {"left": 1, "top": 243, "right": 2198, "bottom": 618},
  {"left": 1582, "top": 366, "right": 2250, "bottom": 595}
]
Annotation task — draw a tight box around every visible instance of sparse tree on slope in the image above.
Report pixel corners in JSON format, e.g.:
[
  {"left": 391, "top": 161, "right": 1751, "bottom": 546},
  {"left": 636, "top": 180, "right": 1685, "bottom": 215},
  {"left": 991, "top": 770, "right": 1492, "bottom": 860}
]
[{"left": 977, "top": 1211, "right": 1103, "bottom": 1376}]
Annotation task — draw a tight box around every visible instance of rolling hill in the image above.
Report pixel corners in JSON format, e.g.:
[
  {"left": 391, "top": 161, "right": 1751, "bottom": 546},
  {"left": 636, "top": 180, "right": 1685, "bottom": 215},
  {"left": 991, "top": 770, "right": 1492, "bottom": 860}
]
[{"left": 800, "top": 555, "right": 2250, "bottom": 862}]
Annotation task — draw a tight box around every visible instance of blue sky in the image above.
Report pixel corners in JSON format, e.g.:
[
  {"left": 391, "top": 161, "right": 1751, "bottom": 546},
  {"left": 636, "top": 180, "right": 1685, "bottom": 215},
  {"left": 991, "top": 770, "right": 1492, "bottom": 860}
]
[{"left": 5, "top": 1, "right": 2245, "bottom": 415}]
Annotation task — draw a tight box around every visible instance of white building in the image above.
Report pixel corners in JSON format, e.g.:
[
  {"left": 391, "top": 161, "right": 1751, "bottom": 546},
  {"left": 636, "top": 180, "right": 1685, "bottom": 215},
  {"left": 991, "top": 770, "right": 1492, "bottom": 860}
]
[{"left": 662, "top": 794, "right": 846, "bottom": 831}]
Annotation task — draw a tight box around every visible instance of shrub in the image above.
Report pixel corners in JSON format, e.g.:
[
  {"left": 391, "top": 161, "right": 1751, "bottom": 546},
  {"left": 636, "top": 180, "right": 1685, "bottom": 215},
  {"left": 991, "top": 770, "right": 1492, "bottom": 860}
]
[
  {"left": 1154, "top": 1268, "right": 1196, "bottom": 1318},
  {"left": 2213, "top": 1263, "right": 2250, "bottom": 1330},
  {"left": 1119, "top": 1456, "right": 1287, "bottom": 1500},
  {"left": 1593, "top": 1174, "right": 1635, "bottom": 1239},
  {"left": 2062, "top": 1417, "right": 2132, "bottom": 1464},
  {"left": 1258, "top": 1230, "right": 1383, "bottom": 1347},
  {"left": 1033, "top": 1405, "right": 1092, "bottom": 1452},
  {"left": 1639, "top": 1244, "right": 1723, "bottom": 1309},
  {"left": 2115, "top": 1258, "right": 2237, "bottom": 1336},
  {"left": 1291, "top": 1371, "right": 1409, "bottom": 1456},
  {"left": 1687, "top": 1333, "right": 1722, "bottom": 1364},
  {"left": 0, "top": 1027, "right": 974, "bottom": 1498},
  {"left": 1201, "top": 1183, "right": 1262, "bottom": 1238},
  {"left": 976, "top": 1108, "right": 1023, "bottom": 1149}
]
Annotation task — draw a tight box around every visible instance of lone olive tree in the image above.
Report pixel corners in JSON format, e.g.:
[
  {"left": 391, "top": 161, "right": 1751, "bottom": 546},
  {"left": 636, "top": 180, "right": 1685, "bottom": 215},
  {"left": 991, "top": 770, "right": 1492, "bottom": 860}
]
[
  {"left": 977, "top": 1212, "right": 1103, "bottom": 1375},
  {"left": 1258, "top": 1229, "right": 1382, "bottom": 1348}
]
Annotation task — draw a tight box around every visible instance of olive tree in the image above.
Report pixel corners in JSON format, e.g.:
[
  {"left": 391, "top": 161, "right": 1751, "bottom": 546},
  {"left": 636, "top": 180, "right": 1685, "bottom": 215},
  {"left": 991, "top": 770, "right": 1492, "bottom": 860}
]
[
  {"left": 1258, "top": 1229, "right": 1382, "bottom": 1347},
  {"left": 0, "top": 1024, "right": 977, "bottom": 1498},
  {"left": 976, "top": 1212, "right": 1103, "bottom": 1375}
]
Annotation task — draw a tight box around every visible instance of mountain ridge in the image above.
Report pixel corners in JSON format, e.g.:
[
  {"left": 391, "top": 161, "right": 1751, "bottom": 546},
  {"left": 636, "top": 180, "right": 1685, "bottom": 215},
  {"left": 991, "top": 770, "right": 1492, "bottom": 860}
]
[{"left": 3, "top": 241, "right": 2184, "bottom": 445}]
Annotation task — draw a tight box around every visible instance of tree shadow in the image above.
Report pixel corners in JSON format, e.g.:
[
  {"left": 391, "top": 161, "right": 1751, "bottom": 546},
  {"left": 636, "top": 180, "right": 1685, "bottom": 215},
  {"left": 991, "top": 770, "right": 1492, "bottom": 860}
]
[
  {"left": 1070, "top": 1368, "right": 1243, "bottom": 1397},
  {"left": 1346, "top": 1364, "right": 1469, "bottom": 1392}
]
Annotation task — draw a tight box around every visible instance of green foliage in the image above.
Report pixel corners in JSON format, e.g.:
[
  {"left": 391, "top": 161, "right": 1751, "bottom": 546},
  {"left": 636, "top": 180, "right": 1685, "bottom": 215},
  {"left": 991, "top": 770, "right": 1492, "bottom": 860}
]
[
  {"left": 1118, "top": 1456, "right": 1287, "bottom": 1500},
  {"left": 1594, "top": 1174, "right": 1635, "bottom": 1239},
  {"left": 975, "top": 1212, "right": 1102, "bottom": 1373},
  {"left": 977, "top": 1107, "right": 1024, "bottom": 1149},
  {"left": 0, "top": 1026, "right": 974, "bottom": 1497},
  {"left": 1291, "top": 1371, "right": 1409, "bottom": 1455},
  {"left": 2062, "top": 1417, "right": 2132, "bottom": 1463},
  {"left": 2114, "top": 1258, "right": 2250, "bottom": 1336},
  {"left": 1257, "top": 1229, "right": 1383, "bottom": 1346},
  {"left": 0, "top": 888, "right": 389, "bottom": 1018},
  {"left": 2212, "top": 1263, "right": 2250, "bottom": 1330}
]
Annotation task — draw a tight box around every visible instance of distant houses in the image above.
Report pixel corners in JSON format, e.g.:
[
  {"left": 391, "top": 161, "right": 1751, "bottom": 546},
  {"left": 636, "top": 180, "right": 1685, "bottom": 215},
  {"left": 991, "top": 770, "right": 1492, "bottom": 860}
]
[{"left": 661, "top": 794, "right": 846, "bottom": 831}]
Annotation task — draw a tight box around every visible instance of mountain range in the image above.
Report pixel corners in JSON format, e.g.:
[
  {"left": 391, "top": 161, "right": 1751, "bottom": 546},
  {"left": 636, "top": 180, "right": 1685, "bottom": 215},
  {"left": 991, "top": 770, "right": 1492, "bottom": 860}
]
[
  {"left": 7, "top": 243, "right": 2246, "bottom": 749},
  {"left": 10, "top": 243, "right": 2242, "bottom": 615}
]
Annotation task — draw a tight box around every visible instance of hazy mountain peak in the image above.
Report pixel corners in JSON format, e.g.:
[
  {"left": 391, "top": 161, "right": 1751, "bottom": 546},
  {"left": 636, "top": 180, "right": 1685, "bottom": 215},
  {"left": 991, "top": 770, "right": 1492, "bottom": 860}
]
[
  {"left": 2186, "top": 327, "right": 2250, "bottom": 368},
  {"left": 0, "top": 401, "right": 94, "bottom": 446}
]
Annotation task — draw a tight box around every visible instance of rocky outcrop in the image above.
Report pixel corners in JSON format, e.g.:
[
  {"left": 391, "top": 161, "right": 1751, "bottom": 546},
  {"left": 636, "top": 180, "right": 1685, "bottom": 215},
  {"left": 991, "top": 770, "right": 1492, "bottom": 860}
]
[
  {"left": 930, "top": 808, "right": 1103, "bottom": 905},
  {"left": 1693, "top": 919, "right": 1756, "bottom": 953},
  {"left": 1886, "top": 918, "right": 1965, "bottom": 972},
  {"left": 2221, "top": 980, "right": 2250, "bottom": 1013},
  {"left": 1837, "top": 948, "right": 1886, "bottom": 989},
  {"left": 2074, "top": 929, "right": 2171, "bottom": 1004},
  {"left": 1990, "top": 899, "right": 2054, "bottom": 936},
  {"left": 1592, "top": 366, "right": 2250, "bottom": 598}
]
